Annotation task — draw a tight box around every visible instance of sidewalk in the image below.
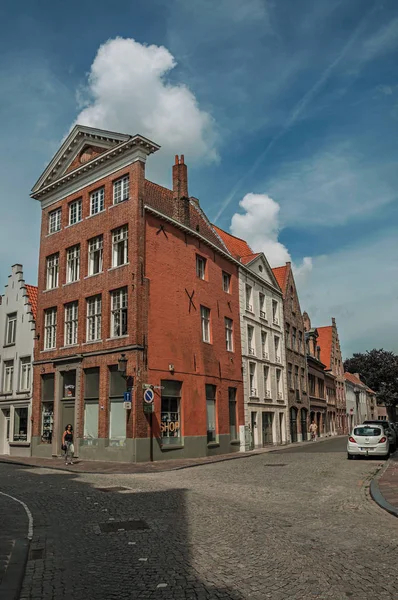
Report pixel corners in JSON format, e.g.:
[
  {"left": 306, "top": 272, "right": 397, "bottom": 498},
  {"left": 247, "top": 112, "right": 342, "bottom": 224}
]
[
  {"left": 0, "top": 435, "right": 340, "bottom": 475},
  {"left": 371, "top": 453, "right": 398, "bottom": 518}
]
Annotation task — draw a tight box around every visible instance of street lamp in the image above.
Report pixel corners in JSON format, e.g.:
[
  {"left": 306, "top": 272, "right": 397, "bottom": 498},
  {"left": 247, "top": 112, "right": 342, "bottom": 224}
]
[{"left": 118, "top": 353, "right": 134, "bottom": 388}]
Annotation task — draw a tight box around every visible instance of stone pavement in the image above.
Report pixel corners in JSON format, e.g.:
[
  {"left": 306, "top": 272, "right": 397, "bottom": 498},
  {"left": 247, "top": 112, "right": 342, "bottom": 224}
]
[
  {"left": 0, "top": 491, "right": 30, "bottom": 599},
  {"left": 371, "top": 453, "right": 398, "bottom": 517},
  {"left": 0, "top": 436, "right": 397, "bottom": 600},
  {"left": 0, "top": 435, "right": 341, "bottom": 474}
]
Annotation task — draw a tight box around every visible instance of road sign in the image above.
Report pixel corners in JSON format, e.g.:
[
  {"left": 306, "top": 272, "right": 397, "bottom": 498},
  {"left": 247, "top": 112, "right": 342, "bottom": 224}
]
[
  {"left": 124, "top": 401, "right": 132, "bottom": 410},
  {"left": 124, "top": 391, "right": 132, "bottom": 403},
  {"left": 143, "top": 388, "right": 154, "bottom": 404},
  {"left": 143, "top": 383, "right": 153, "bottom": 389},
  {"left": 143, "top": 402, "right": 154, "bottom": 414}
]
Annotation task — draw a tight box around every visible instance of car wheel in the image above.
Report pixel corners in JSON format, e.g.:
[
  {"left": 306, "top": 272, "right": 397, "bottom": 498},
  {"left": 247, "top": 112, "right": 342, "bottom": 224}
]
[{"left": 347, "top": 453, "right": 353, "bottom": 460}]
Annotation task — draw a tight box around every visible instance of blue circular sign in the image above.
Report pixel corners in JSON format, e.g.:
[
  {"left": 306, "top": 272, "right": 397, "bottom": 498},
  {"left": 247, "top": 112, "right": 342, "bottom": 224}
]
[{"left": 144, "top": 389, "right": 154, "bottom": 404}]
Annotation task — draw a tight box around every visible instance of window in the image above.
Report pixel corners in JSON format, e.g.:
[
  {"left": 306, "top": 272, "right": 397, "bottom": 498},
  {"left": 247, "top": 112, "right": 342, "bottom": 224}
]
[
  {"left": 88, "top": 235, "right": 103, "bottom": 276},
  {"left": 259, "top": 293, "right": 266, "bottom": 318},
  {"left": 301, "top": 368, "right": 306, "bottom": 393},
  {"left": 64, "top": 302, "right": 78, "bottom": 346},
  {"left": 196, "top": 255, "right": 206, "bottom": 280},
  {"left": 285, "top": 323, "right": 290, "bottom": 348},
  {"left": 263, "top": 366, "right": 270, "bottom": 396},
  {"left": 298, "top": 331, "right": 303, "bottom": 353},
  {"left": 69, "top": 198, "right": 82, "bottom": 225},
  {"left": 48, "top": 208, "right": 61, "bottom": 233},
  {"left": 83, "top": 368, "right": 100, "bottom": 444},
  {"left": 108, "top": 365, "right": 127, "bottom": 445},
  {"left": 295, "top": 366, "right": 299, "bottom": 393},
  {"left": 41, "top": 374, "right": 54, "bottom": 443},
  {"left": 3, "top": 360, "right": 13, "bottom": 393},
  {"left": 13, "top": 407, "right": 28, "bottom": 442},
  {"left": 44, "top": 308, "right": 57, "bottom": 350},
  {"left": 318, "top": 378, "right": 325, "bottom": 399},
  {"left": 112, "top": 225, "right": 128, "bottom": 267},
  {"left": 19, "top": 357, "right": 31, "bottom": 391},
  {"left": 110, "top": 287, "right": 128, "bottom": 337},
  {"left": 113, "top": 175, "right": 129, "bottom": 204},
  {"left": 201, "top": 306, "right": 211, "bottom": 343},
  {"left": 247, "top": 325, "right": 255, "bottom": 355},
  {"left": 245, "top": 285, "right": 253, "bottom": 311},
  {"left": 228, "top": 388, "right": 237, "bottom": 439},
  {"left": 86, "top": 295, "right": 102, "bottom": 342},
  {"left": 274, "top": 336, "right": 280, "bottom": 362},
  {"left": 292, "top": 327, "right": 297, "bottom": 351},
  {"left": 206, "top": 384, "right": 217, "bottom": 443},
  {"left": 161, "top": 380, "right": 182, "bottom": 446},
  {"left": 309, "top": 373, "right": 316, "bottom": 395},
  {"left": 272, "top": 300, "right": 279, "bottom": 324},
  {"left": 276, "top": 369, "right": 282, "bottom": 398},
  {"left": 90, "top": 187, "right": 105, "bottom": 215},
  {"left": 249, "top": 363, "right": 257, "bottom": 396},
  {"left": 5, "top": 313, "right": 17, "bottom": 345},
  {"left": 288, "top": 363, "right": 293, "bottom": 389},
  {"left": 261, "top": 331, "right": 268, "bottom": 359},
  {"left": 66, "top": 245, "right": 80, "bottom": 283},
  {"left": 225, "top": 317, "right": 233, "bottom": 351},
  {"left": 222, "top": 271, "right": 231, "bottom": 293},
  {"left": 46, "top": 253, "right": 59, "bottom": 289}
]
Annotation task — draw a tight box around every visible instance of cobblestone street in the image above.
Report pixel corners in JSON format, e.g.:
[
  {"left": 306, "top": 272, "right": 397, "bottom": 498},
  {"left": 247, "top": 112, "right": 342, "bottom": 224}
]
[{"left": 1, "top": 437, "right": 397, "bottom": 600}]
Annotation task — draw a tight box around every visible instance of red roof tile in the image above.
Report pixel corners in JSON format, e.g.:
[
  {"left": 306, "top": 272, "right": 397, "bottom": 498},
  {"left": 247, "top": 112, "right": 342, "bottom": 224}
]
[
  {"left": 241, "top": 253, "right": 261, "bottom": 265},
  {"left": 272, "top": 265, "right": 289, "bottom": 294},
  {"left": 212, "top": 225, "right": 253, "bottom": 259},
  {"left": 316, "top": 326, "right": 332, "bottom": 370},
  {"left": 25, "top": 284, "right": 38, "bottom": 321},
  {"left": 344, "top": 372, "right": 366, "bottom": 387},
  {"left": 145, "top": 181, "right": 226, "bottom": 251}
]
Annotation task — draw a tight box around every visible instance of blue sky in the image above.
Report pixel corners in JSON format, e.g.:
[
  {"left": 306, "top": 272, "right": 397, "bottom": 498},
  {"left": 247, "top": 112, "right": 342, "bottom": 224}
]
[{"left": 1, "top": 0, "right": 397, "bottom": 357}]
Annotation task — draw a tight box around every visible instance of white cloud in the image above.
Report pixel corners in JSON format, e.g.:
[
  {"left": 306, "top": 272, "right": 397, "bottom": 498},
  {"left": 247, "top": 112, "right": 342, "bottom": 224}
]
[
  {"left": 360, "top": 18, "right": 398, "bottom": 63},
  {"left": 74, "top": 37, "right": 218, "bottom": 182},
  {"left": 298, "top": 229, "right": 398, "bottom": 357},
  {"left": 229, "top": 192, "right": 312, "bottom": 282}
]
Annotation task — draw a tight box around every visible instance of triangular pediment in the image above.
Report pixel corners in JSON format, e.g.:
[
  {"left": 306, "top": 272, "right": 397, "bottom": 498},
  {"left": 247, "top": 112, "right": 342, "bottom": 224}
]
[
  {"left": 245, "top": 254, "right": 280, "bottom": 289},
  {"left": 31, "top": 125, "right": 132, "bottom": 194}
]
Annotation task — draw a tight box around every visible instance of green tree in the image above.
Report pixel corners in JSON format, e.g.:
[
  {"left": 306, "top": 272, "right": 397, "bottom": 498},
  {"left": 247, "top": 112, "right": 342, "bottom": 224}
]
[{"left": 344, "top": 349, "right": 398, "bottom": 419}]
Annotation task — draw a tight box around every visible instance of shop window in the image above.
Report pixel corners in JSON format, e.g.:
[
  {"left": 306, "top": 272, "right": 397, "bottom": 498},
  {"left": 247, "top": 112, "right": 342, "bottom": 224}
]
[
  {"left": 206, "top": 384, "right": 217, "bottom": 444},
  {"left": 160, "top": 380, "right": 182, "bottom": 446},
  {"left": 62, "top": 371, "right": 76, "bottom": 399},
  {"left": 83, "top": 368, "right": 99, "bottom": 446},
  {"left": 109, "top": 365, "right": 126, "bottom": 446},
  {"left": 228, "top": 388, "right": 237, "bottom": 440},
  {"left": 41, "top": 373, "right": 54, "bottom": 444},
  {"left": 13, "top": 407, "right": 28, "bottom": 442}
]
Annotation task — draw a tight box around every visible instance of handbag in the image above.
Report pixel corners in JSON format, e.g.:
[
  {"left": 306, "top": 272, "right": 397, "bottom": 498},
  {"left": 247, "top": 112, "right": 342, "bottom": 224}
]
[{"left": 61, "top": 444, "right": 66, "bottom": 452}]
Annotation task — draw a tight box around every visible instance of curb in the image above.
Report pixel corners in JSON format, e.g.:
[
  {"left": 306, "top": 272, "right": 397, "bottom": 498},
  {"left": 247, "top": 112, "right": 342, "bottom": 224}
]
[
  {"left": 0, "top": 538, "right": 30, "bottom": 600},
  {"left": 0, "top": 435, "right": 345, "bottom": 475},
  {"left": 370, "top": 460, "right": 398, "bottom": 518}
]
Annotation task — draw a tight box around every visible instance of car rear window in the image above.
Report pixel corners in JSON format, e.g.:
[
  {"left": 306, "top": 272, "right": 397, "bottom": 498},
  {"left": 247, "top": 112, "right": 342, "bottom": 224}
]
[{"left": 354, "top": 427, "right": 382, "bottom": 436}]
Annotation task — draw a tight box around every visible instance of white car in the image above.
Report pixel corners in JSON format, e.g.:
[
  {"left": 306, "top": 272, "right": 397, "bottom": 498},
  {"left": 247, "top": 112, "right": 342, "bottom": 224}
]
[{"left": 347, "top": 424, "right": 390, "bottom": 459}]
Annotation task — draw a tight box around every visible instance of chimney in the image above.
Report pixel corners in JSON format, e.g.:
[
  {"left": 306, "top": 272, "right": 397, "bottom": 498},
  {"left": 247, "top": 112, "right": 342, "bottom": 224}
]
[{"left": 173, "top": 155, "right": 190, "bottom": 226}]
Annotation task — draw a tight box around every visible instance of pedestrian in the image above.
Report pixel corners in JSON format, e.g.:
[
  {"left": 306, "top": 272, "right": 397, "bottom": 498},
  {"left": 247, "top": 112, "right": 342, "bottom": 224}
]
[
  {"left": 309, "top": 420, "right": 317, "bottom": 441},
  {"left": 62, "top": 424, "right": 74, "bottom": 465}
]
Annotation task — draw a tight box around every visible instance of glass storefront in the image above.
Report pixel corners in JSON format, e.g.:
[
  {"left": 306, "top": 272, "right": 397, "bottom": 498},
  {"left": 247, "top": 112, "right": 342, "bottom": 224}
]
[{"left": 161, "top": 380, "right": 182, "bottom": 446}]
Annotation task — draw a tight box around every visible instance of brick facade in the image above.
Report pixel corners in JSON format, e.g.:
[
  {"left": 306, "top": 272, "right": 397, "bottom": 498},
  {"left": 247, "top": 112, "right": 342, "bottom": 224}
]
[{"left": 31, "top": 125, "right": 243, "bottom": 462}]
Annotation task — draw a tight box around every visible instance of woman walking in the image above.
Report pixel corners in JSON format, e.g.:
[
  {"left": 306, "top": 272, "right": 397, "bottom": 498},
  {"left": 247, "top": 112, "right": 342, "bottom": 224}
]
[{"left": 62, "top": 424, "right": 74, "bottom": 465}]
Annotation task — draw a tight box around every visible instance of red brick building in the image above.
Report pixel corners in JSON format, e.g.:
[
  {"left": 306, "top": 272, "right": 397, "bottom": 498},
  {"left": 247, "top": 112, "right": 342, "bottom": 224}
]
[
  {"left": 272, "top": 263, "right": 310, "bottom": 442},
  {"left": 302, "top": 312, "right": 328, "bottom": 436},
  {"left": 30, "top": 125, "right": 243, "bottom": 462}
]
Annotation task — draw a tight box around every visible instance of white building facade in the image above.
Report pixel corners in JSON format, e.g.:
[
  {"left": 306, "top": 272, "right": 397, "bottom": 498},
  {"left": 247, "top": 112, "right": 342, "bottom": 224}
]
[
  {"left": 239, "top": 256, "right": 289, "bottom": 448},
  {"left": 0, "top": 265, "right": 36, "bottom": 456},
  {"left": 344, "top": 372, "right": 369, "bottom": 432}
]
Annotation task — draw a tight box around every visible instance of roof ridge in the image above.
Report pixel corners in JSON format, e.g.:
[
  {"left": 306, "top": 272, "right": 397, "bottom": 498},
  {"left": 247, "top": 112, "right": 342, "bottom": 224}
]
[{"left": 212, "top": 224, "right": 252, "bottom": 245}]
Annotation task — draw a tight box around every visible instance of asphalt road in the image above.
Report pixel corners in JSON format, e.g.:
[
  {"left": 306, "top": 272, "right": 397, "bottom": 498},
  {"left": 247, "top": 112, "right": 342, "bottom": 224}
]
[{"left": 0, "top": 436, "right": 397, "bottom": 600}]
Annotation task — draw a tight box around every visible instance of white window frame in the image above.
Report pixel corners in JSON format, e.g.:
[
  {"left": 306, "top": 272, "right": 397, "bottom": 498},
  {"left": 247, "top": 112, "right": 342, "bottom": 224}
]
[
  {"left": 66, "top": 245, "right": 80, "bottom": 283},
  {"left": 247, "top": 325, "right": 255, "bottom": 355},
  {"left": 5, "top": 313, "right": 17, "bottom": 345},
  {"left": 259, "top": 293, "right": 266, "bottom": 318},
  {"left": 90, "top": 187, "right": 105, "bottom": 215},
  {"left": 263, "top": 366, "right": 269, "bottom": 396},
  {"left": 112, "top": 225, "right": 128, "bottom": 267},
  {"left": 222, "top": 271, "right": 231, "bottom": 293},
  {"left": 276, "top": 368, "right": 282, "bottom": 397},
  {"left": 46, "top": 253, "right": 59, "bottom": 290},
  {"left": 261, "top": 331, "right": 268, "bottom": 359},
  {"left": 110, "top": 288, "right": 128, "bottom": 338},
  {"left": 225, "top": 317, "right": 233, "bottom": 351},
  {"left": 64, "top": 302, "right": 79, "bottom": 346},
  {"left": 196, "top": 255, "right": 206, "bottom": 280},
  {"left": 249, "top": 362, "right": 257, "bottom": 396},
  {"left": 69, "top": 198, "right": 82, "bottom": 225},
  {"left": 3, "top": 360, "right": 14, "bottom": 393},
  {"left": 19, "top": 357, "right": 31, "bottom": 392},
  {"left": 201, "top": 306, "right": 211, "bottom": 343},
  {"left": 48, "top": 208, "right": 61, "bottom": 234},
  {"left": 272, "top": 299, "right": 279, "bottom": 324},
  {"left": 86, "top": 295, "right": 102, "bottom": 342},
  {"left": 44, "top": 308, "right": 57, "bottom": 350},
  {"left": 113, "top": 175, "right": 129, "bottom": 204},
  {"left": 274, "top": 336, "right": 280, "bottom": 362},
  {"left": 246, "top": 284, "right": 253, "bottom": 311},
  {"left": 88, "top": 236, "right": 103, "bottom": 276}
]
